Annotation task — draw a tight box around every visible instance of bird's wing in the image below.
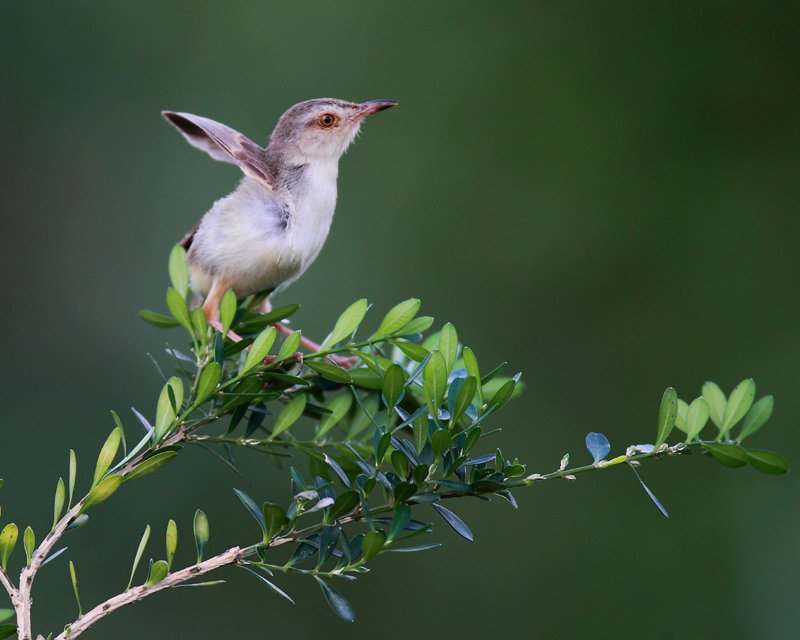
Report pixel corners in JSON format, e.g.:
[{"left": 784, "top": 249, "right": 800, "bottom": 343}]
[
  {"left": 178, "top": 216, "right": 203, "bottom": 250},
  {"left": 162, "top": 111, "right": 274, "bottom": 190}
]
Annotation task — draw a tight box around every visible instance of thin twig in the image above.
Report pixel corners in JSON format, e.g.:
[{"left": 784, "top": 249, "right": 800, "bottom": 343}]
[
  {"left": 53, "top": 547, "right": 243, "bottom": 640},
  {"left": 43, "top": 440, "right": 693, "bottom": 638},
  {"left": 16, "top": 501, "right": 84, "bottom": 640},
  {"left": 0, "top": 566, "right": 19, "bottom": 606}
]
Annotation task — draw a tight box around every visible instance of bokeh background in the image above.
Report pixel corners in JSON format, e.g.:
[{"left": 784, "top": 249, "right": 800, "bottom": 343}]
[{"left": 1, "top": 2, "right": 799, "bottom": 638}]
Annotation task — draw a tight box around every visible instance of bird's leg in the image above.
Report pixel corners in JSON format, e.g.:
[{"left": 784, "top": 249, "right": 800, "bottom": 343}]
[
  {"left": 203, "top": 279, "right": 243, "bottom": 342},
  {"left": 259, "top": 298, "right": 357, "bottom": 369}
]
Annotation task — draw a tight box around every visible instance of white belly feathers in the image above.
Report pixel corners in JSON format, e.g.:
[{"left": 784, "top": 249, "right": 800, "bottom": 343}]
[{"left": 187, "top": 161, "right": 339, "bottom": 298}]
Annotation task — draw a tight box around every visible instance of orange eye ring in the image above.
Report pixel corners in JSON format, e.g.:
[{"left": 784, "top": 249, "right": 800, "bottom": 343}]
[{"left": 319, "top": 113, "right": 337, "bottom": 128}]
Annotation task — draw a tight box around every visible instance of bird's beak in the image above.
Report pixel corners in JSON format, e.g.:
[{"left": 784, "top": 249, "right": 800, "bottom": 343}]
[{"left": 353, "top": 100, "right": 398, "bottom": 121}]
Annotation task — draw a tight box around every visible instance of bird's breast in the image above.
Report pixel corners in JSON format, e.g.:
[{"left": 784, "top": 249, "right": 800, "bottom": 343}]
[{"left": 284, "top": 160, "right": 339, "bottom": 262}]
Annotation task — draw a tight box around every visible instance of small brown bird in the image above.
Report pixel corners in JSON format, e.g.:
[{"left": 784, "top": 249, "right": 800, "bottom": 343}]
[{"left": 163, "top": 98, "right": 396, "bottom": 346}]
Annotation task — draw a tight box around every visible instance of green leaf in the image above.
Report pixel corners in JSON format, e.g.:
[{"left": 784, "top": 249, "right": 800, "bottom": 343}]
[
  {"left": 23, "top": 526, "right": 34, "bottom": 566},
  {"left": 177, "top": 579, "right": 227, "bottom": 589},
  {"left": 462, "top": 347, "right": 482, "bottom": 404},
  {"left": 305, "top": 360, "right": 352, "bottom": 383},
  {"left": 139, "top": 310, "right": 180, "bottom": 328},
  {"left": 220, "top": 289, "right": 237, "bottom": 336},
  {"left": 276, "top": 330, "right": 302, "bottom": 361},
  {"left": 382, "top": 364, "right": 406, "bottom": 410},
  {"left": 70, "top": 561, "right": 82, "bottom": 618},
  {"left": 92, "top": 427, "right": 122, "bottom": 488},
  {"left": 401, "top": 316, "right": 434, "bottom": 335},
  {"left": 269, "top": 395, "right": 307, "bottom": 440},
  {"left": 738, "top": 396, "right": 774, "bottom": 442},
  {"left": 315, "top": 393, "right": 353, "bottom": 441},
  {"left": 69, "top": 449, "right": 77, "bottom": 508},
  {"left": 154, "top": 377, "right": 184, "bottom": 442},
  {"left": 166, "top": 287, "right": 193, "bottom": 334},
  {"left": 241, "top": 565, "right": 295, "bottom": 603},
  {"left": 0, "top": 525, "right": 17, "bottom": 572},
  {"left": 486, "top": 379, "right": 515, "bottom": 415},
  {"left": 145, "top": 560, "right": 169, "bottom": 587},
  {"left": 391, "top": 450, "right": 409, "bottom": 479},
  {"left": 431, "top": 429, "right": 451, "bottom": 458},
  {"left": 194, "top": 510, "right": 209, "bottom": 563},
  {"left": 0, "top": 611, "right": 12, "bottom": 624},
  {"left": 262, "top": 502, "right": 287, "bottom": 542},
  {"left": 375, "top": 431, "right": 392, "bottom": 465},
  {"left": 191, "top": 307, "right": 208, "bottom": 342},
  {"left": 390, "top": 340, "right": 430, "bottom": 362},
  {"left": 451, "top": 376, "right": 477, "bottom": 425},
  {"left": 315, "top": 576, "right": 355, "bottom": 622},
  {"left": 702, "top": 381, "right": 727, "bottom": 429},
  {"left": 79, "top": 474, "right": 123, "bottom": 513},
  {"left": 347, "top": 368, "right": 383, "bottom": 391},
  {"left": 354, "top": 351, "right": 391, "bottom": 376},
  {"left": 703, "top": 443, "right": 749, "bottom": 468},
  {"left": 630, "top": 466, "right": 669, "bottom": 518},
  {"left": 393, "top": 481, "right": 417, "bottom": 505},
  {"left": 124, "top": 451, "right": 178, "bottom": 483},
  {"left": 438, "top": 323, "right": 458, "bottom": 374},
  {"left": 463, "top": 427, "right": 481, "bottom": 455},
  {"left": 126, "top": 525, "right": 150, "bottom": 590},
  {"left": 219, "top": 376, "right": 264, "bottom": 412},
  {"left": 585, "top": 432, "right": 610, "bottom": 463},
  {"left": 423, "top": 350, "right": 447, "bottom": 415},
  {"left": 321, "top": 299, "right": 369, "bottom": 350},
  {"left": 168, "top": 244, "right": 189, "bottom": 298},
  {"left": 65, "top": 514, "right": 89, "bottom": 532},
  {"left": 196, "top": 362, "right": 222, "bottom": 403},
  {"left": 242, "top": 327, "right": 277, "bottom": 373},
  {"left": 40, "top": 547, "right": 68, "bottom": 568},
  {"left": 744, "top": 448, "right": 789, "bottom": 475},
  {"left": 654, "top": 387, "right": 678, "bottom": 449},
  {"left": 0, "top": 625, "right": 16, "bottom": 640},
  {"left": 234, "top": 489, "right": 266, "bottom": 535},
  {"left": 432, "top": 504, "right": 473, "bottom": 541},
  {"left": 720, "top": 379, "right": 756, "bottom": 437},
  {"left": 361, "top": 529, "right": 387, "bottom": 561},
  {"left": 480, "top": 362, "right": 507, "bottom": 386},
  {"left": 371, "top": 298, "right": 421, "bottom": 339},
  {"left": 413, "top": 413, "right": 428, "bottom": 455},
  {"left": 685, "top": 397, "right": 710, "bottom": 441},
  {"left": 383, "top": 543, "right": 440, "bottom": 553},
  {"left": 388, "top": 504, "right": 411, "bottom": 541},
  {"left": 166, "top": 519, "right": 177, "bottom": 570},
  {"left": 110, "top": 410, "right": 127, "bottom": 456},
  {"left": 52, "top": 477, "right": 65, "bottom": 534},
  {"left": 675, "top": 399, "right": 689, "bottom": 433},
  {"left": 326, "top": 490, "right": 360, "bottom": 523}
]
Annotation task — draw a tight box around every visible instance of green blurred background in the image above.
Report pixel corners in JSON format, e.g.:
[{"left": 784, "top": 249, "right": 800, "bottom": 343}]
[{"left": 1, "top": 2, "right": 799, "bottom": 638}]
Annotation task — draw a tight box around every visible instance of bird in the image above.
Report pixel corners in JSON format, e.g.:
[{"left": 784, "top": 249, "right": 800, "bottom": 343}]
[{"left": 162, "top": 98, "right": 396, "bottom": 352}]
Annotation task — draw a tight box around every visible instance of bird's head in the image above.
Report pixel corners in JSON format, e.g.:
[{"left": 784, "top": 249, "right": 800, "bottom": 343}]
[{"left": 268, "top": 98, "right": 396, "bottom": 164}]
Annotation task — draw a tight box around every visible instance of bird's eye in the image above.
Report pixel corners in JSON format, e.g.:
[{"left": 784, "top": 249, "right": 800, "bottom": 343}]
[{"left": 318, "top": 113, "right": 337, "bottom": 128}]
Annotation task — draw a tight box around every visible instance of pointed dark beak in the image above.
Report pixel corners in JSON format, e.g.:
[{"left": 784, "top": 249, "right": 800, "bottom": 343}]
[{"left": 353, "top": 99, "right": 398, "bottom": 120}]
